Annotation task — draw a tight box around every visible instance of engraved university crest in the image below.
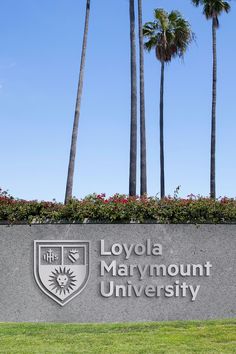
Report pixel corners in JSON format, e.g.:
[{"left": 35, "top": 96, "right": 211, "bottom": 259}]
[{"left": 34, "top": 240, "right": 90, "bottom": 306}]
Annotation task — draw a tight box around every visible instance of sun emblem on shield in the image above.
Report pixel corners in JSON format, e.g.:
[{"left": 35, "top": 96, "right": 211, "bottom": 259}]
[
  {"left": 34, "top": 240, "right": 90, "bottom": 306},
  {"left": 49, "top": 267, "right": 77, "bottom": 294}
]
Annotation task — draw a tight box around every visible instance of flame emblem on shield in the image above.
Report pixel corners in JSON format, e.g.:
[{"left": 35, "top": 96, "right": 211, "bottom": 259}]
[{"left": 34, "top": 240, "right": 90, "bottom": 306}]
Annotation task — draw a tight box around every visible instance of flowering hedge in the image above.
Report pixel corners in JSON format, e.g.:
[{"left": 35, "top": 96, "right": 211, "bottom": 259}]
[{"left": 1, "top": 189, "right": 236, "bottom": 224}]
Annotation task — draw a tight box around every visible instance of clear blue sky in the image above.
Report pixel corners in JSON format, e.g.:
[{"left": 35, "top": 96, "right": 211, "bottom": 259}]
[{"left": 0, "top": 0, "right": 235, "bottom": 201}]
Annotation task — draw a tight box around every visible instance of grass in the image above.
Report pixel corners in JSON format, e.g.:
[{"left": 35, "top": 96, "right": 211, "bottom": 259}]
[{"left": 0, "top": 319, "right": 235, "bottom": 354}]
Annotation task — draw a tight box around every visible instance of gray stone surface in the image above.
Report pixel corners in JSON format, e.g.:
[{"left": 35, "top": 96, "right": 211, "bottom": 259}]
[{"left": 0, "top": 224, "right": 235, "bottom": 323}]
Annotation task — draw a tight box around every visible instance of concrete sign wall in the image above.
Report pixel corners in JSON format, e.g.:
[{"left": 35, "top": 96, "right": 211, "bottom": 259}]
[{"left": 0, "top": 224, "right": 235, "bottom": 322}]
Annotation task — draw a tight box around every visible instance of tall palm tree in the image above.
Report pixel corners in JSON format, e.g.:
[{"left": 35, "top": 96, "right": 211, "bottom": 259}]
[
  {"left": 143, "top": 9, "right": 193, "bottom": 198},
  {"left": 191, "top": 0, "right": 231, "bottom": 199},
  {"left": 129, "top": 0, "right": 138, "bottom": 197},
  {"left": 138, "top": 0, "right": 147, "bottom": 196},
  {"left": 64, "top": 0, "right": 91, "bottom": 204}
]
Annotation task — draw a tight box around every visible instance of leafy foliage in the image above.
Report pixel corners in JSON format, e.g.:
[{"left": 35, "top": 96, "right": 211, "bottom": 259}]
[
  {"left": 1, "top": 189, "right": 236, "bottom": 224},
  {"left": 192, "top": 0, "right": 231, "bottom": 28},
  {"left": 143, "top": 9, "right": 193, "bottom": 62}
]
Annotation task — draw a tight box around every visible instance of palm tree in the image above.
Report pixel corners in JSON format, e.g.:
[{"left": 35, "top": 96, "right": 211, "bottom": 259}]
[
  {"left": 129, "top": 0, "right": 138, "bottom": 197},
  {"left": 191, "top": 0, "right": 231, "bottom": 199},
  {"left": 143, "top": 9, "right": 193, "bottom": 198},
  {"left": 64, "top": 0, "right": 91, "bottom": 204},
  {"left": 138, "top": 0, "right": 147, "bottom": 196}
]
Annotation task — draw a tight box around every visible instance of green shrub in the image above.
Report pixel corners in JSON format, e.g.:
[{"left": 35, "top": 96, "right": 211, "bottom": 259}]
[{"left": 1, "top": 189, "right": 236, "bottom": 224}]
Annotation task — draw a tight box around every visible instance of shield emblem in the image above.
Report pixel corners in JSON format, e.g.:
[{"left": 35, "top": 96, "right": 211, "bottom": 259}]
[{"left": 34, "top": 240, "right": 90, "bottom": 306}]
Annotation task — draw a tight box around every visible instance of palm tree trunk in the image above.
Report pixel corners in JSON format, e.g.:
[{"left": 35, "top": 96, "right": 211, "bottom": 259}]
[
  {"left": 160, "top": 61, "right": 165, "bottom": 199},
  {"left": 210, "top": 18, "right": 217, "bottom": 199},
  {"left": 138, "top": 0, "right": 147, "bottom": 196},
  {"left": 64, "top": 0, "right": 91, "bottom": 204},
  {"left": 129, "top": 0, "right": 137, "bottom": 196}
]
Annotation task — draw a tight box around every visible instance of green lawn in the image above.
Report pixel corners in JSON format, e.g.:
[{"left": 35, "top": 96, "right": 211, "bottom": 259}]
[{"left": 0, "top": 319, "right": 235, "bottom": 354}]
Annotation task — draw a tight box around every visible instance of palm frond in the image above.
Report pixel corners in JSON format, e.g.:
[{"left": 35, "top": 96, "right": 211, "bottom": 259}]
[
  {"left": 144, "top": 36, "right": 158, "bottom": 51},
  {"left": 192, "top": 0, "right": 231, "bottom": 25},
  {"left": 143, "top": 9, "right": 193, "bottom": 63}
]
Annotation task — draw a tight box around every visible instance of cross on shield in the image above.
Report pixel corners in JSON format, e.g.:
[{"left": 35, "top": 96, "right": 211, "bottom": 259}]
[{"left": 34, "top": 240, "right": 90, "bottom": 306}]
